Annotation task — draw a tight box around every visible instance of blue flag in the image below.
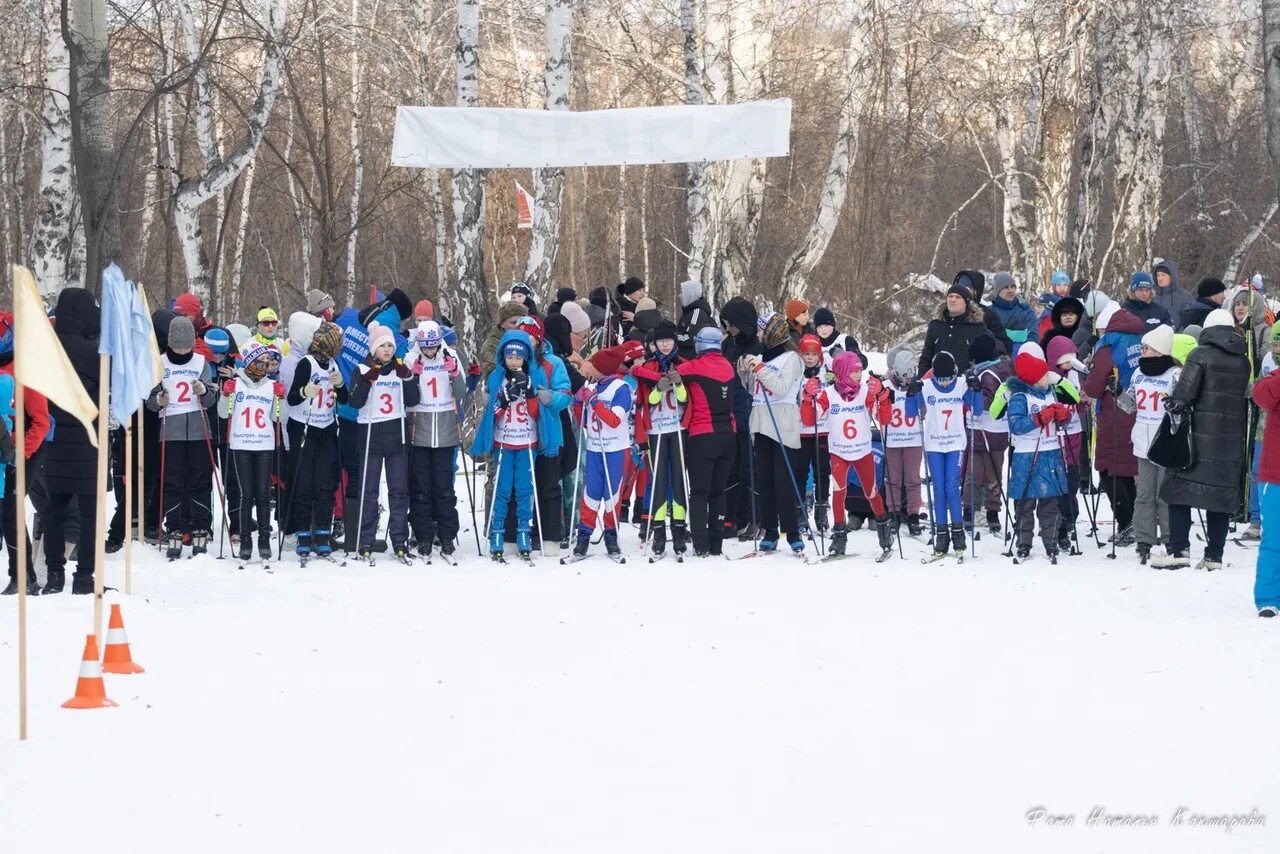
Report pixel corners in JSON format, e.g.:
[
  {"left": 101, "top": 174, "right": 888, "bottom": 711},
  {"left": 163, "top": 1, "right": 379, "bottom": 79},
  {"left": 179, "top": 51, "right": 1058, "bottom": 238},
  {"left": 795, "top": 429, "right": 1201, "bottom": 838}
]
[{"left": 98, "top": 264, "right": 157, "bottom": 423}]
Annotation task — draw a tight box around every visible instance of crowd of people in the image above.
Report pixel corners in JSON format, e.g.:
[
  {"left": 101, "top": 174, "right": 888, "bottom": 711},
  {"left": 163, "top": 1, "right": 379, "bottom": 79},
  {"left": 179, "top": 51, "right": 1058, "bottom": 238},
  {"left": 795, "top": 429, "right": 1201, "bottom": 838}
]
[{"left": 0, "top": 264, "right": 1277, "bottom": 617}]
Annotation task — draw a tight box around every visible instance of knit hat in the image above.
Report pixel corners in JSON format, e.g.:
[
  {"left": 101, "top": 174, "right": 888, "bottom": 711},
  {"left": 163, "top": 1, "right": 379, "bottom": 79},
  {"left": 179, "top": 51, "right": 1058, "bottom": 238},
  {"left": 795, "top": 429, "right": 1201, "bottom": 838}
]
[
  {"left": 619, "top": 276, "right": 646, "bottom": 297},
  {"left": 1204, "top": 308, "right": 1234, "bottom": 329},
  {"left": 1095, "top": 301, "right": 1120, "bottom": 331},
  {"left": 204, "top": 327, "right": 231, "bottom": 356},
  {"left": 621, "top": 339, "right": 645, "bottom": 364},
  {"left": 226, "top": 323, "right": 252, "bottom": 351},
  {"left": 241, "top": 341, "right": 275, "bottom": 367},
  {"left": 257, "top": 306, "right": 279, "bottom": 323},
  {"left": 694, "top": 326, "right": 723, "bottom": 354},
  {"left": 798, "top": 333, "right": 822, "bottom": 354},
  {"left": 560, "top": 301, "right": 590, "bottom": 335},
  {"left": 414, "top": 299, "right": 434, "bottom": 319},
  {"left": 680, "top": 280, "right": 702, "bottom": 308},
  {"left": 1272, "top": 323, "right": 1280, "bottom": 344},
  {"left": 174, "top": 293, "right": 203, "bottom": 320},
  {"left": 497, "top": 300, "right": 528, "bottom": 325},
  {"left": 589, "top": 345, "right": 626, "bottom": 376},
  {"left": 1051, "top": 270, "right": 1071, "bottom": 288},
  {"left": 785, "top": 298, "right": 809, "bottom": 323},
  {"left": 309, "top": 322, "right": 343, "bottom": 359},
  {"left": 1045, "top": 335, "right": 1077, "bottom": 368},
  {"left": 931, "top": 350, "right": 957, "bottom": 378},
  {"left": 509, "top": 281, "right": 534, "bottom": 299},
  {"left": 968, "top": 332, "right": 998, "bottom": 365},
  {"left": 889, "top": 347, "right": 916, "bottom": 380},
  {"left": 367, "top": 321, "right": 394, "bottom": 352},
  {"left": 947, "top": 283, "right": 972, "bottom": 305},
  {"left": 414, "top": 320, "right": 443, "bottom": 349},
  {"left": 635, "top": 297, "right": 657, "bottom": 314},
  {"left": 652, "top": 320, "right": 679, "bottom": 344},
  {"left": 288, "top": 311, "right": 321, "bottom": 351},
  {"left": 306, "top": 289, "right": 336, "bottom": 315},
  {"left": 1069, "top": 278, "right": 1092, "bottom": 300},
  {"left": 168, "top": 316, "right": 196, "bottom": 351},
  {"left": 555, "top": 287, "right": 577, "bottom": 306},
  {"left": 516, "top": 315, "right": 545, "bottom": 345},
  {"left": 814, "top": 307, "right": 835, "bottom": 328},
  {"left": 1141, "top": 324, "right": 1174, "bottom": 356},
  {"left": 1197, "top": 277, "right": 1226, "bottom": 300},
  {"left": 761, "top": 314, "right": 791, "bottom": 349},
  {"left": 1014, "top": 341, "right": 1048, "bottom": 384},
  {"left": 1130, "top": 271, "right": 1154, "bottom": 293},
  {"left": 1181, "top": 324, "right": 1203, "bottom": 342},
  {"left": 992, "top": 272, "right": 1016, "bottom": 293},
  {"left": 386, "top": 288, "right": 414, "bottom": 322}
]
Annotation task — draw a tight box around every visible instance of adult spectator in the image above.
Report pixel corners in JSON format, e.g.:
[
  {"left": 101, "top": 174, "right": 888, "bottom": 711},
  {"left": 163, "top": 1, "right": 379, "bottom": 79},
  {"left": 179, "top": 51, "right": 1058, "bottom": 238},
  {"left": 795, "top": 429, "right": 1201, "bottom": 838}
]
[
  {"left": 1122, "top": 271, "right": 1173, "bottom": 329},
  {"left": 918, "top": 283, "right": 991, "bottom": 375},
  {"left": 677, "top": 280, "right": 716, "bottom": 359},
  {"left": 1152, "top": 258, "right": 1191, "bottom": 321},
  {"left": 986, "top": 272, "right": 1040, "bottom": 354},
  {"left": 1178, "top": 277, "right": 1227, "bottom": 331},
  {"left": 953, "top": 269, "right": 1013, "bottom": 355},
  {"left": 0, "top": 313, "right": 50, "bottom": 596}
]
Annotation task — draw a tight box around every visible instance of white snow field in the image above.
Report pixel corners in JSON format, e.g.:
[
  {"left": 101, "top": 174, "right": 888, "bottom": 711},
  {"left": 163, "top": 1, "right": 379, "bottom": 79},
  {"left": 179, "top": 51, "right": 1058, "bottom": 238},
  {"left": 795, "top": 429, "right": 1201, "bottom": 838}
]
[{"left": 2, "top": 501, "right": 1278, "bottom": 854}]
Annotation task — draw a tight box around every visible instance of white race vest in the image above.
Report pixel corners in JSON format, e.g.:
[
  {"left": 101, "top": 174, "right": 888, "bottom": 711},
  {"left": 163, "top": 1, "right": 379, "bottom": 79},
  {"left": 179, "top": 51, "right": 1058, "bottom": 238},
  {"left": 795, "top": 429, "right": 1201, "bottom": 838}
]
[
  {"left": 1062, "top": 368, "right": 1083, "bottom": 436},
  {"left": 824, "top": 390, "right": 873, "bottom": 461},
  {"left": 585, "top": 377, "right": 632, "bottom": 453},
  {"left": 228, "top": 380, "right": 276, "bottom": 451},
  {"left": 802, "top": 372, "right": 830, "bottom": 436},
  {"left": 290, "top": 356, "right": 337, "bottom": 429},
  {"left": 494, "top": 398, "right": 537, "bottom": 448},
  {"left": 883, "top": 391, "right": 922, "bottom": 448},
  {"left": 1130, "top": 367, "right": 1181, "bottom": 459},
  {"left": 413, "top": 355, "right": 456, "bottom": 414},
  {"left": 921, "top": 378, "right": 967, "bottom": 453},
  {"left": 1010, "top": 387, "right": 1059, "bottom": 453},
  {"left": 363, "top": 371, "right": 405, "bottom": 424},
  {"left": 648, "top": 387, "right": 683, "bottom": 436},
  {"left": 161, "top": 354, "right": 207, "bottom": 417},
  {"left": 751, "top": 353, "right": 802, "bottom": 407}
]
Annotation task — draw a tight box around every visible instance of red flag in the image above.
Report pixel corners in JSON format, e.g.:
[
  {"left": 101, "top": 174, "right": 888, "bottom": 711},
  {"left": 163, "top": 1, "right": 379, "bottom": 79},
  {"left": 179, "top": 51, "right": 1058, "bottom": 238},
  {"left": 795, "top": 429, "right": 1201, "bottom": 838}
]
[
  {"left": 515, "top": 181, "right": 533, "bottom": 229},
  {"left": 369, "top": 284, "right": 377, "bottom": 305}
]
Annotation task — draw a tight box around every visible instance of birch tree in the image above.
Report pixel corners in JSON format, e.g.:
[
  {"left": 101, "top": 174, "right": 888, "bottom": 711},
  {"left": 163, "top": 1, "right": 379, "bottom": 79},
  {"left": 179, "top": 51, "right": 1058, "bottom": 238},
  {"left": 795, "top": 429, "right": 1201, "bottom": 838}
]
[
  {"left": 523, "top": 0, "right": 572, "bottom": 298},
  {"left": 411, "top": 0, "right": 449, "bottom": 292},
  {"left": 1263, "top": 0, "right": 1280, "bottom": 189},
  {"left": 345, "top": 0, "right": 366, "bottom": 305},
  {"left": 172, "top": 0, "right": 286, "bottom": 303},
  {"left": 450, "top": 0, "right": 489, "bottom": 355},
  {"left": 681, "top": 0, "right": 714, "bottom": 287}
]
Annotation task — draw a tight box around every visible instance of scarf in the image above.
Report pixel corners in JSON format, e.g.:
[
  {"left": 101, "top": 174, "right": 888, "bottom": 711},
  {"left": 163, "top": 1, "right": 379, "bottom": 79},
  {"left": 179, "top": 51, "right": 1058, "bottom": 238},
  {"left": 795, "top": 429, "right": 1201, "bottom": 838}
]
[{"left": 832, "top": 351, "right": 863, "bottom": 400}]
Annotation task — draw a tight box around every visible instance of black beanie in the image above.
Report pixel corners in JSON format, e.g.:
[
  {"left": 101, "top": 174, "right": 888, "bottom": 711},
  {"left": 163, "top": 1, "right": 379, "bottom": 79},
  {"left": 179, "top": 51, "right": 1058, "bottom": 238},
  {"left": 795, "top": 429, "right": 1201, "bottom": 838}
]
[
  {"left": 932, "top": 351, "right": 957, "bottom": 378},
  {"left": 947, "top": 284, "right": 972, "bottom": 305},
  {"left": 968, "top": 332, "right": 997, "bottom": 365},
  {"left": 589, "top": 286, "right": 611, "bottom": 308},
  {"left": 386, "top": 288, "right": 413, "bottom": 322},
  {"left": 814, "top": 307, "right": 835, "bottom": 327},
  {"left": 651, "top": 319, "right": 679, "bottom": 343},
  {"left": 620, "top": 276, "right": 646, "bottom": 297},
  {"left": 555, "top": 287, "right": 577, "bottom": 305},
  {"left": 1197, "top": 277, "right": 1226, "bottom": 300},
  {"left": 1068, "top": 278, "right": 1092, "bottom": 300}
]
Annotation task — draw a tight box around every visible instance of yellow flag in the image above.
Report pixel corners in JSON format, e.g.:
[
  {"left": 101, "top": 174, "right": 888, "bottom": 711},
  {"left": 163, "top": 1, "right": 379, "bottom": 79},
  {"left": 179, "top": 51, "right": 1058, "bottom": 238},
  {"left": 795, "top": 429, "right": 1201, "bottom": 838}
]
[
  {"left": 12, "top": 265, "right": 98, "bottom": 447},
  {"left": 136, "top": 287, "right": 164, "bottom": 385}
]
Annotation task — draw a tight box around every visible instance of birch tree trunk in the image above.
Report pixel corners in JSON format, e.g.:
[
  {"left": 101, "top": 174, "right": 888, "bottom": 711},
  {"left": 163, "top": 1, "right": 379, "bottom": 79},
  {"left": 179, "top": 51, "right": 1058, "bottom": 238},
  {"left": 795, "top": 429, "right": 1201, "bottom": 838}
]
[
  {"left": 523, "top": 0, "right": 572, "bottom": 298},
  {"left": 345, "top": 0, "right": 364, "bottom": 305},
  {"left": 412, "top": 0, "right": 449, "bottom": 291},
  {"left": 681, "top": 0, "right": 714, "bottom": 288},
  {"left": 1263, "top": 0, "right": 1280, "bottom": 190},
  {"left": 1070, "top": 71, "right": 1108, "bottom": 273},
  {"left": 450, "top": 0, "right": 489, "bottom": 355},
  {"left": 66, "top": 0, "right": 120, "bottom": 292},
  {"left": 172, "top": 0, "right": 286, "bottom": 303},
  {"left": 32, "top": 0, "right": 82, "bottom": 294},
  {"left": 283, "top": 101, "right": 313, "bottom": 295},
  {"left": 228, "top": 154, "right": 256, "bottom": 318},
  {"left": 778, "top": 0, "right": 875, "bottom": 301}
]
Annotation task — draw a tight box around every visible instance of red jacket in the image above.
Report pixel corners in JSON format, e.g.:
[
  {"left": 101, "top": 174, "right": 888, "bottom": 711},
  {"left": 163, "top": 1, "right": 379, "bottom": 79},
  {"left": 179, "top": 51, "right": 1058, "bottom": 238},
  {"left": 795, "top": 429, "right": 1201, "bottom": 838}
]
[
  {"left": 1253, "top": 372, "right": 1280, "bottom": 484},
  {"left": 675, "top": 352, "right": 735, "bottom": 437},
  {"left": 0, "top": 361, "right": 50, "bottom": 458}
]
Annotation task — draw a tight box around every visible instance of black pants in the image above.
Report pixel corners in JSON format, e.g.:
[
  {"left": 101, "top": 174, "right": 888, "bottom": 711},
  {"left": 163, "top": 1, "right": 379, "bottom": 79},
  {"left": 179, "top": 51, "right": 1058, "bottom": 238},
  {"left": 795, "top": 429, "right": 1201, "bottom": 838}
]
[
  {"left": 647, "top": 432, "right": 688, "bottom": 521},
  {"left": 1058, "top": 462, "right": 1081, "bottom": 534},
  {"left": 162, "top": 439, "right": 213, "bottom": 534},
  {"left": 3, "top": 449, "right": 40, "bottom": 580},
  {"left": 233, "top": 448, "right": 273, "bottom": 549},
  {"left": 799, "top": 433, "right": 830, "bottom": 506},
  {"left": 108, "top": 426, "right": 141, "bottom": 543},
  {"left": 723, "top": 429, "right": 754, "bottom": 528},
  {"left": 687, "top": 431, "right": 736, "bottom": 554},
  {"left": 1169, "top": 504, "right": 1230, "bottom": 560},
  {"left": 1099, "top": 471, "right": 1136, "bottom": 531},
  {"left": 755, "top": 434, "right": 804, "bottom": 537},
  {"left": 45, "top": 491, "right": 97, "bottom": 580},
  {"left": 1015, "top": 497, "right": 1061, "bottom": 549},
  {"left": 360, "top": 447, "right": 409, "bottom": 549},
  {"left": 410, "top": 445, "right": 460, "bottom": 546},
  {"left": 286, "top": 421, "right": 337, "bottom": 536}
]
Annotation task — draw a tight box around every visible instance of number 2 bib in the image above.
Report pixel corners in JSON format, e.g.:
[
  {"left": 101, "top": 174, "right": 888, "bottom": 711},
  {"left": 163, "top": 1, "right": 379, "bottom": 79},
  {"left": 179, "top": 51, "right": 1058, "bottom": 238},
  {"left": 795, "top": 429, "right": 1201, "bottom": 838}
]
[{"left": 162, "top": 354, "right": 207, "bottom": 417}]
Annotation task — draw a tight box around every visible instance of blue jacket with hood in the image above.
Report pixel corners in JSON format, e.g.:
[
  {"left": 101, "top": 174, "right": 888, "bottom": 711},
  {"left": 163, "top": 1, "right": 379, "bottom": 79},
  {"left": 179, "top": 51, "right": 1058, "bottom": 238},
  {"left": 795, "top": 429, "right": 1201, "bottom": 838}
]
[{"left": 470, "top": 330, "right": 563, "bottom": 457}]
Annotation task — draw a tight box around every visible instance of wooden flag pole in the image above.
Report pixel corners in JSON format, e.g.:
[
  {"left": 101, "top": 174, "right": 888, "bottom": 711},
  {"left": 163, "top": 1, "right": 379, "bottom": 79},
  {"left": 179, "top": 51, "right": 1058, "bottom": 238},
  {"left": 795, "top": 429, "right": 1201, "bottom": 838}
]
[
  {"left": 93, "top": 353, "right": 109, "bottom": 644},
  {"left": 16, "top": 383, "right": 27, "bottom": 741},
  {"left": 137, "top": 405, "right": 145, "bottom": 551},
  {"left": 124, "top": 414, "right": 133, "bottom": 595}
]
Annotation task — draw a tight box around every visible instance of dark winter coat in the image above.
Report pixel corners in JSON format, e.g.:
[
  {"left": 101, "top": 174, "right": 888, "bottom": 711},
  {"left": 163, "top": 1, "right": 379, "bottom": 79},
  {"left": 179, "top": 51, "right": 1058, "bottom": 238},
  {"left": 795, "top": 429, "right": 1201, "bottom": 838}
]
[
  {"left": 954, "top": 270, "right": 1015, "bottom": 357},
  {"left": 347, "top": 360, "right": 422, "bottom": 453},
  {"left": 1039, "top": 297, "right": 1085, "bottom": 356},
  {"left": 1178, "top": 298, "right": 1221, "bottom": 332},
  {"left": 45, "top": 288, "right": 101, "bottom": 495},
  {"left": 1152, "top": 259, "right": 1193, "bottom": 321},
  {"left": 677, "top": 297, "right": 716, "bottom": 359},
  {"left": 1121, "top": 297, "right": 1173, "bottom": 330},
  {"left": 1082, "top": 309, "right": 1145, "bottom": 479},
  {"left": 987, "top": 295, "right": 1040, "bottom": 352},
  {"left": 720, "top": 297, "right": 760, "bottom": 432},
  {"left": 1159, "top": 325, "right": 1251, "bottom": 511},
  {"left": 918, "top": 301, "right": 990, "bottom": 375}
]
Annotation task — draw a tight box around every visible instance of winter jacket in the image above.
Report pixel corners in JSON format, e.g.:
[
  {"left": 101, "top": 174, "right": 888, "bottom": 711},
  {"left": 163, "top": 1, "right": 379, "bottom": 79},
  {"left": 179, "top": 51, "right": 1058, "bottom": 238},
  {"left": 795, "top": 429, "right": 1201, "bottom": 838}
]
[
  {"left": 406, "top": 351, "right": 467, "bottom": 449},
  {"left": 987, "top": 295, "right": 1040, "bottom": 352},
  {"left": 955, "top": 270, "right": 1015, "bottom": 357},
  {"left": 970, "top": 358, "right": 1011, "bottom": 455},
  {"left": 146, "top": 351, "right": 218, "bottom": 441},
  {"left": 1178, "top": 299, "right": 1220, "bottom": 332},
  {"left": 1121, "top": 297, "right": 1173, "bottom": 330},
  {"left": 720, "top": 297, "right": 760, "bottom": 432},
  {"left": 469, "top": 330, "right": 562, "bottom": 457},
  {"left": 0, "top": 355, "right": 49, "bottom": 458},
  {"left": 1082, "top": 309, "right": 1145, "bottom": 478},
  {"left": 918, "top": 301, "right": 991, "bottom": 375},
  {"left": 1094, "top": 308, "right": 1145, "bottom": 390},
  {"left": 1252, "top": 369, "right": 1280, "bottom": 485},
  {"left": 1005, "top": 376, "right": 1068, "bottom": 499},
  {"left": 677, "top": 297, "right": 716, "bottom": 359},
  {"left": 334, "top": 305, "right": 407, "bottom": 423},
  {"left": 346, "top": 359, "right": 421, "bottom": 454},
  {"left": 677, "top": 351, "right": 736, "bottom": 437},
  {"left": 1159, "top": 325, "right": 1251, "bottom": 511},
  {"left": 1039, "top": 297, "right": 1085, "bottom": 357},
  {"left": 286, "top": 352, "right": 350, "bottom": 432},
  {"left": 1152, "top": 259, "right": 1193, "bottom": 320},
  {"left": 747, "top": 349, "right": 803, "bottom": 449},
  {"left": 44, "top": 288, "right": 102, "bottom": 495}
]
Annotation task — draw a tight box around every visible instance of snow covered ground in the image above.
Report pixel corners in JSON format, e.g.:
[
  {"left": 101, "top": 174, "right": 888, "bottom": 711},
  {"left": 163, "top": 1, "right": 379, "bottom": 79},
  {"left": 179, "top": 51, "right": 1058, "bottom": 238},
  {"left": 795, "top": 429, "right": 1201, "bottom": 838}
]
[{"left": 2, "top": 496, "right": 1277, "bottom": 853}]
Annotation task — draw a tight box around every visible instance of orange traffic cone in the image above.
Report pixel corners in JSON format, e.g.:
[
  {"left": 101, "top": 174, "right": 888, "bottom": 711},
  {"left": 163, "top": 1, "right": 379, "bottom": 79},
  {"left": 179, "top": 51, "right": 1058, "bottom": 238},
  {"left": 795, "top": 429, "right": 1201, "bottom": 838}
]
[
  {"left": 62, "top": 634, "right": 118, "bottom": 709},
  {"left": 102, "top": 604, "right": 145, "bottom": 674}
]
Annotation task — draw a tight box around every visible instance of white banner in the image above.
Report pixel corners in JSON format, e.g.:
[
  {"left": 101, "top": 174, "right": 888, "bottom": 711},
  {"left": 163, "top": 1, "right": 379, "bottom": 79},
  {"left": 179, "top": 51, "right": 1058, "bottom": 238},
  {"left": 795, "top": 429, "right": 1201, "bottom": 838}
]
[{"left": 391, "top": 100, "right": 792, "bottom": 169}]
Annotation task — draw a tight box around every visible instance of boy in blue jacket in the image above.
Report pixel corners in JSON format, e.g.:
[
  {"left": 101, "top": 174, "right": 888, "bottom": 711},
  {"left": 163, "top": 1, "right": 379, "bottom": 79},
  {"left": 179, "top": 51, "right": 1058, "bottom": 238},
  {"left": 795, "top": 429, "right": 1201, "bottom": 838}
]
[{"left": 1005, "top": 342, "right": 1073, "bottom": 561}]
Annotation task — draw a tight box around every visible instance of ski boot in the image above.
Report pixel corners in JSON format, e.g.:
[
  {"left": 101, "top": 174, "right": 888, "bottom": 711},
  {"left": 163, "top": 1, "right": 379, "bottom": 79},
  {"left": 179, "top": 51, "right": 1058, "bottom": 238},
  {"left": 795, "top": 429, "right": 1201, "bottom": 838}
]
[
  {"left": 631, "top": 502, "right": 644, "bottom": 524},
  {"left": 1136, "top": 542, "right": 1152, "bottom": 564},
  {"left": 759, "top": 530, "right": 779, "bottom": 552},
  {"left": 191, "top": 529, "right": 210, "bottom": 556},
  {"left": 907, "top": 514, "right": 924, "bottom": 537},
  {"left": 671, "top": 521, "right": 688, "bottom": 556},
  {"left": 950, "top": 523, "right": 967, "bottom": 556},
  {"left": 1057, "top": 528, "right": 1073, "bottom": 554},
  {"left": 573, "top": 528, "right": 591, "bottom": 558},
  {"left": 1151, "top": 550, "right": 1190, "bottom": 570},
  {"left": 105, "top": 539, "right": 123, "bottom": 554},
  {"left": 1015, "top": 544, "right": 1031, "bottom": 560},
  {"left": 239, "top": 539, "right": 253, "bottom": 563},
  {"left": 618, "top": 501, "right": 631, "bottom": 526},
  {"left": 986, "top": 509, "right": 1002, "bottom": 536},
  {"left": 416, "top": 526, "right": 435, "bottom": 558},
  {"left": 296, "top": 531, "right": 313, "bottom": 559},
  {"left": 788, "top": 534, "right": 804, "bottom": 556},
  {"left": 650, "top": 522, "right": 667, "bottom": 556},
  {"left": 516, "top": 530, "right": 533, "bottom": 559},
  {"left": 165, "top": 530, "right": 184, "bottom": 560},
  {"left": 1044, "top": 541, "right": 1060, "bottom": 564},
  {"left": 1196, "top": 555, "right": 1223, "bottom": 572},
  {"left": 814, "top": 503, "right": 829, "bottom": 534},
  {"left": 603, "top": 529, "right": 623, "bottom": 561},
  {"left": 1109, "top": 525, "right": 1135, "bottom": 547},
  {"left": 489, "top": 529, "right": 505, "bottom": 558},
  {"left": 71, "top": 573, "right": 94, "bottom": 595},
  {"left": 42, "top": 569, "right": 66, "bottom": 595},
  {"left": 638, "top": 515, "right": 650, "bottom": 542},
  {"left": 875, "top": 515, "right": 893, "bottom": 557},
  {"left": 1259, "top": 606, "right": 1278, "bottom": 618},
  {"left": 828, "top": 523, "right": 849, "bottom": 556},
  {"left": 1242, "top": 522, "right": 1262, "bottom": 541},
  {"left": 737, "top": 522, "right": 759, "bottom": 542},
  {"left": 930, "top": 526, "right": 951, "bottom": 558},
  {"left": 2, "top": 575, "right": 34, "bottom": 596},
  {"left": 332, "top": 518, "right": 345, "bottom": 544},
  {"left": 393, "top": 542, "right": 412, "bottom": 563},
  {"left": 314, "top": 529, "right": 333, "bottom": 556}
]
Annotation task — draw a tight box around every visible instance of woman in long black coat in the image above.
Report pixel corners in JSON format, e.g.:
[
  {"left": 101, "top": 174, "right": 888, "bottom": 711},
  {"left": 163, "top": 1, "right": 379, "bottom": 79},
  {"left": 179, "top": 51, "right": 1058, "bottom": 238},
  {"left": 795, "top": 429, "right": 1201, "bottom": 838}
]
[{"left": 1155, "top": 313, "right": 1251, "bottom": 570}]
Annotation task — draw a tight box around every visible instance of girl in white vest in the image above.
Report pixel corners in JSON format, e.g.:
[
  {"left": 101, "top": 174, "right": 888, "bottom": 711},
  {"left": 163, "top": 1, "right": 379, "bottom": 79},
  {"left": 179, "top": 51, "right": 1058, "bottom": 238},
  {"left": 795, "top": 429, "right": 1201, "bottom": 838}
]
[
  {"left": 797, "top": 334, "right": 832, "bottom": 534},
  {"left": 347, "top": 321, "right": 420, "bottom": 560},
  {"left": 405, "top": 320, "right": 466, "bottom": 559},
  {"left": 219, "top": 343, "right": 285, "bottom": 563},
  {"left": 1128, "top": 325, "right": 1181, "bottom": 561},
  {"left": 284, "top": 321, "right": 347, "bottom": 559}
]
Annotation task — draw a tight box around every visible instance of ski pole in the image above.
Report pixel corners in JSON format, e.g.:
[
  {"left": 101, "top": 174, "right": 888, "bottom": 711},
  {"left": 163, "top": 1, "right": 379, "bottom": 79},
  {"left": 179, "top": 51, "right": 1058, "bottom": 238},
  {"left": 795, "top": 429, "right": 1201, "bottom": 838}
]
[
  {"left": 458, "top": 445, "right": 482, "bottom": 556},
  {"left": 1053, "top": 427, "right": 1082, "bottom": 555},
  {"left": 352, "top": 395, "right": 375, "bottom": 557},
  {"left": 156, "top": 411, "right": 167, "bottom": 553},
  {"left": 278, "top": 397, "right": 314, "bottom": 559},
  {"left": 526, "top": 443, "right": 545, "bottom": 559},
  {"left": 641, "top": 424, "right": 663, "bottom": 553},
  {"left": 197, "top": 405, "right": 233, "bottom": 559}
]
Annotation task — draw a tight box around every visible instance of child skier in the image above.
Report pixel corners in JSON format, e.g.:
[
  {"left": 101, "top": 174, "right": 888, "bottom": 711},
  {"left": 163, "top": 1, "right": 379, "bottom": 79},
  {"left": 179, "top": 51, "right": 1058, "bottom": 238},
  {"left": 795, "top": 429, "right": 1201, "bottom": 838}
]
[
  {"left": 568, "top": 341, "right": 643, "bottom": 561},
  {"left": 285, "top": 320, "right": 347, "bottom": 559},
  {"left": 906, "top": 351, "right": 983, "bottom": 559},
  {"left": 797, "top": 333, "right": 832, "bottom": 533},
  {"left": 220, "top": 343, "right": 285, "bottom": 564},
  {"left": 883, "top": 346, "right": 924, "bottom": 537},
  {"left": 147, "top": 315, "right": 218, "bottom": 559},
  {"left": 632, "top": 321, "right": 688, "bottom": 558},
  {"left": 801, "top": 352, "right": 895, "bottom": 559},
  {"left": 964, "top": 332, "right": 1010, "bottom": 537},
  {"left": 347, "top": 321, "right": 420, "bottom": 561},
  {"left": 1250, "top": 325, "right": 1280, "bottom": 617},
  {"left": 1004, "top": 342, "right": 1073, "bottom": 561},
  {"left": 1125, "top": 325, "right": 1181, "bottom": 563},
  {"left": 406, "top": 320, "right": 466, "bottom": 560},
  {"left": 1046, "top": 336, "right": 1087, "bottom": 552}
]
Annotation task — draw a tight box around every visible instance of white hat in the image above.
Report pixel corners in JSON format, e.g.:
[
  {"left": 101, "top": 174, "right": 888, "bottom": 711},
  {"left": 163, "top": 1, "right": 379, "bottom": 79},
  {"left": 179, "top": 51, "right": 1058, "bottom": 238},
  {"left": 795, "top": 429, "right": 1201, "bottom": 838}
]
[
  {"left": 1204, "top": 308, "right": 1235, "bottom": 329},
  {"left": 1140, "top": 324, "right": 1173, "bottom": 356},
  {"left": 1095, "top": 301, "right": 1120, "bottom": 331},
  {"left": 288, "top": 311, "right": 321, "bottom": 351},
  {"left": 560, "top": 301, "right": 590, "bottom": 335}
]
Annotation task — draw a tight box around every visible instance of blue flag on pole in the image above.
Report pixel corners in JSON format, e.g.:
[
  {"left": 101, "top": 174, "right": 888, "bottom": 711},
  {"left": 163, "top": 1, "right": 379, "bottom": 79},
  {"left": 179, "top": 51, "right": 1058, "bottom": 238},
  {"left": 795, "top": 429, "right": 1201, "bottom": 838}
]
[{"left": 99, "top": 264, "right": 157, "bottom": 424}]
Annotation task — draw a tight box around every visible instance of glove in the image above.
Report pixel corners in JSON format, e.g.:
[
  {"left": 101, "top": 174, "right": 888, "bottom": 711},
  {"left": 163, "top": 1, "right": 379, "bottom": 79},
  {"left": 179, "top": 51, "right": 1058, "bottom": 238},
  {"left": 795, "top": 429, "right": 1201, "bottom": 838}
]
[
  {"left": 358, "top": 363, "right": 378, "bottom": 384},
  {"left": 877, "top": 386, "right": 894, "bottom": 406},
  {"left": 803, "top": 377, "right": 821, "bottom": 397},
  {"left": 304, "top": 382, "right": 320, "bottom": 399},
  {"left": 273, "top": 381, "right": 286, "bottom": 398},
  {"left": 193, "top": 380, "right": 207, "bottom": 396},
  {"left": 1033, "top": 407, "right": 1054, "bottom": 429},
  {"left": 591, "top": 401, "right": 621, "bottom": 428},
  {"left": 657, "top": 376, "right": 672, "bottom": 392},
  {"left": 510, "top": 370, "right": 532, "bottom": 398},
  {"left": 907, "top": 379, "right": 923, "bottom": 396},
  {"left": 574, "top": 385, "right": 594, "bottom": 404},
  {"left": 156, "top": 390, "right": 169, "bottom": 408},
  {"left": 630, "top": 443, "right": 643, "bottom": 466},
  {"left": 411, "top": 360, "right": 425, "bottom": 376},
  {"left": 217, "top": 363, "right": 235, "bottom": 379},
  {"left": 221, "top": 380, "right": 236, "bottom": 397},
  {"left": 497, "top": 382, "right": 516, "bottom": 409},
  {"left": 329, "top": 369, "right": 344, "bottom": 389},
  {"left": 393, "top": 361, "right": 412, "bottom": 379},
  {"left": 966, "top": 373, "right": 982, "bottom": 392},
  {"left": 444, "top": 356, "right": 459, "bottom": 377},
  {"left": 537, "top": 387, "right": 553, "bottom": 406},
  {"left": 867, "top": 376, "right": 883, "bottom": 397},
  {"left": 1105, "top": 372, "right": 1121, "bottom": 395},
  {"left": 1052, "top": 403, "right": 1073, "bottom": 423},
  {"left": 665, "top": 367, "right": 682, "bottom": 386}
]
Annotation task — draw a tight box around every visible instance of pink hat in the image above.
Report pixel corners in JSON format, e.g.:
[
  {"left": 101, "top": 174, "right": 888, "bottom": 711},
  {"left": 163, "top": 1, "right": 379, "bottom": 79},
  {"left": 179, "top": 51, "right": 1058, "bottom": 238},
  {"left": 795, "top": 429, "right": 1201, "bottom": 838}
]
[
  {"left": 367, "top": 321, "right": 394, "bottom": 352},
  {"left": 1045, "top": 336, "right": 1077, "bottom": 368}
]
